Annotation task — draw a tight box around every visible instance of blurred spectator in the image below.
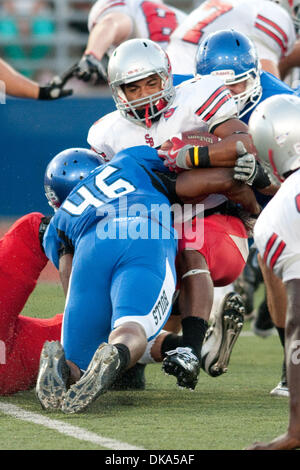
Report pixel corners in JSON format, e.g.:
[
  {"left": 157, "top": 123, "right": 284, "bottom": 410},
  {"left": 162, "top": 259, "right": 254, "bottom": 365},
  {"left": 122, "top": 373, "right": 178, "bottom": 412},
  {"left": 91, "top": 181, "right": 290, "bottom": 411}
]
[{"left": 0, "top": 1, "right": 55, "bottom": 79}]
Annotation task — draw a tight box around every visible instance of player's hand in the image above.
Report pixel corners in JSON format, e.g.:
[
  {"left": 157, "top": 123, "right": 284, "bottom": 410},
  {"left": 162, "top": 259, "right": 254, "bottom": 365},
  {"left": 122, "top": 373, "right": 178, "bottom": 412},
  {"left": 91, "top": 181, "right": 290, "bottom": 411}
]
[
  {"left": 234, "top": 141, "right": 271, "bottom": 189},
  {"left": 75, "top": 53, "right": 108, "bottom": 83},
  {"left": 158, "top": 137, "right": 191, "bottom": 172},
  {"left": 233, "top": 141, "right": 257, "bottom": 184},
  {"left": 38, "top": 76, "right": 73, "bottom": 100}
]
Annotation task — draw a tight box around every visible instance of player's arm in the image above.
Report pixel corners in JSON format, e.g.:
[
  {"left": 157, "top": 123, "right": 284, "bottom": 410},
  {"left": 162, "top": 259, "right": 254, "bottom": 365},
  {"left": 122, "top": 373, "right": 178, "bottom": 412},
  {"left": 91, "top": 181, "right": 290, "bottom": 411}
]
[
  {"left": 175, "top": 167, "right": 261, "bottom": 215},
  {"left": 207, "top": 118, "right": 256, "bottom": 167},
  {"left": 160, "top": 120, "right": 255, "bottom": 170},
  {"left": 0, "top": 58, "right": 39, "bottom": 98},
  {"left": 279, "top": 39, "right": 300, "bottom": 80},
  {"left": 75, "top": 12, "right": 133, "bottom": 82},
  {"left": 0, "top": 58, "right": 72, "bottom": 100},
  {"left": 85, "top": 12, "right": 133, "bottom": 60},
  {"left": 59, "top": 253, "right": 73, "bottom": 297}
]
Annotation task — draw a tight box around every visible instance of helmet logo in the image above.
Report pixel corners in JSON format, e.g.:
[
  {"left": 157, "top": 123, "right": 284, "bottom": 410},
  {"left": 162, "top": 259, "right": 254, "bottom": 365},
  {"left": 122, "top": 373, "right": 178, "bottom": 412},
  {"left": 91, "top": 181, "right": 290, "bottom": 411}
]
[
  {"left": 275, "top": 132, "right": 289, "bottom": 146},
  {"left": 163, "top": 107, "right": 177, "bottom": 120}
]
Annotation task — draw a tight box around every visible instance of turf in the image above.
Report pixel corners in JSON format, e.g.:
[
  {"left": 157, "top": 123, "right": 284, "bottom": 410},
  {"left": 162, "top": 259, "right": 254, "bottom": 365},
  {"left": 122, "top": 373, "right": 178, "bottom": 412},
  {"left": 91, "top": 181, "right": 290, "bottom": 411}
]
[{"left": 0, "top": 283, "right": 288, "bottom": 450}]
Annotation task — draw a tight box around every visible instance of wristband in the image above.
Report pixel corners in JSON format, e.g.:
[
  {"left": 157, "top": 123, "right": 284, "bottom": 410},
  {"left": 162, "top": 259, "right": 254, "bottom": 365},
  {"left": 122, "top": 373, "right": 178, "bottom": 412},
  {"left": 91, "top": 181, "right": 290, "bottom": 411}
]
[{"left": 188, "top": 146, "right": 211, "bottom": 168}]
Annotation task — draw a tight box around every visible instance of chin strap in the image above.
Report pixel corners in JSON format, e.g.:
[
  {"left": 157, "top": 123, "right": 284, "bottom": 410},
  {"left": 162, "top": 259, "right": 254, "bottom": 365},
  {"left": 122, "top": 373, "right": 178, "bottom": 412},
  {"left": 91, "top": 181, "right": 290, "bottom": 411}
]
[{"left": 145, "top": 104, "right": 152, "bottom": 128}]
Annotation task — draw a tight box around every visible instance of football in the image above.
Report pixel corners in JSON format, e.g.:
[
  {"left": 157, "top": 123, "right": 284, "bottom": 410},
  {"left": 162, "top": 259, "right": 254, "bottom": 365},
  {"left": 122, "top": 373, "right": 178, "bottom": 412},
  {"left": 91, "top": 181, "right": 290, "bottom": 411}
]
[{"left": 180, "top": 129, "right": 220, "bottom": 146}]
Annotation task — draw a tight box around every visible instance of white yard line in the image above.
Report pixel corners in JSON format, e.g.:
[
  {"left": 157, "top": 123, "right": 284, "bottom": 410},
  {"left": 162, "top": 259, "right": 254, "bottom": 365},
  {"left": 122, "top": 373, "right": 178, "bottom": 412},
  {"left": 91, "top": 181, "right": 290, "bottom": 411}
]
[{"left": 0, "top": 402, "right": 145, "bottom": 450}]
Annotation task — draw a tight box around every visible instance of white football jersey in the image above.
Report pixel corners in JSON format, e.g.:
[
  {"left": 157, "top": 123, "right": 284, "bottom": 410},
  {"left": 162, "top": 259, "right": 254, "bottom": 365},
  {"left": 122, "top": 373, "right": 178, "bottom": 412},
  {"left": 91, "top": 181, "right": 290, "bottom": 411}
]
[
  {"left": 166, "top": 0, "right": 296, "bottom": 74},
  {"left": 254, "top": 169, "right": 300, "bottom": 283},
  {"left": 87, "top": 75, "right": 238, "bottom": 211},
  {"left": 88, "top": 0, "right": 187, "bottom": 52}
]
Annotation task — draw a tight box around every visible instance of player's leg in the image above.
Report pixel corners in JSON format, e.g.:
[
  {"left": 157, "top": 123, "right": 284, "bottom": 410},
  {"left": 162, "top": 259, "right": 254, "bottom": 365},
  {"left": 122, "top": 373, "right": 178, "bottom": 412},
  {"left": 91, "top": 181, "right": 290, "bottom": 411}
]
[
  {"left": 0, "top": 212, "right": 49, "bottom": 343},
  {"left": 61, "top": 221, "right": 177, "bottom": 413},
  {"left": 258, "top": 254, "right": 288, "bottom": 397},
  {"left": 0, "top": 213, "right": 60, "bottom": 395},
  {"left": 37, "top": 220, "right": 177, "bottom": 412},
  {"left": 161, "top": 214, "right": 247, "bottom": 386}
]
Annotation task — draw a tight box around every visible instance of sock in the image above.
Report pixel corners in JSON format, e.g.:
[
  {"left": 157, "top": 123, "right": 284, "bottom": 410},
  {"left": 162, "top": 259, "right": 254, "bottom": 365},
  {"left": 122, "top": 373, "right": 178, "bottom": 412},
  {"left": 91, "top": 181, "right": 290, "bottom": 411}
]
[
  {"left": 114, "top": 343, "right": 131, "bottom": 376},
  {"left": 161, "top": 333, "right": 183, "bottom": 358},
  {"left": 181, "top": 316, "right": 208, "bottom": 360},
  {"left": 275, "top": 327, "right": 287, "bottom": 385},
  {"left": 276, "top": 327, "right": 285, "bottom": 348}
]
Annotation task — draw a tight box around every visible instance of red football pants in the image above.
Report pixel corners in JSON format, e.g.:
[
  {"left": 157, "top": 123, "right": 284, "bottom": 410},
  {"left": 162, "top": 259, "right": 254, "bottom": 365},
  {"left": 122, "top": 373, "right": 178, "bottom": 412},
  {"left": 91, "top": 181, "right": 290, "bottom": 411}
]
[
  {"left": 176, "top": 214, "right": 248, "bottom": 287},
  {"left": 0, "top": 213, "right": 62, "bottom": 395}
]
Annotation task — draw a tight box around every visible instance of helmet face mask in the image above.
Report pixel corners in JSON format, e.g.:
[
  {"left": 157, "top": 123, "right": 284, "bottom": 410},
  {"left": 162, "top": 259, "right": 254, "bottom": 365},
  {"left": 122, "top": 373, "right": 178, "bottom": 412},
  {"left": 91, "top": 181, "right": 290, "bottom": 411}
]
[
  {"left": 196, "top": 29, "right": 262, "bottom": 118},
  {"left": 108, "top": 39, "right": 175, "bottom": 127},
  {"left": 248, "top": 94, "right": 300, "bottom": 183},
  {"left": 44, "top": 148, "right": 104, "bottom": 210}
]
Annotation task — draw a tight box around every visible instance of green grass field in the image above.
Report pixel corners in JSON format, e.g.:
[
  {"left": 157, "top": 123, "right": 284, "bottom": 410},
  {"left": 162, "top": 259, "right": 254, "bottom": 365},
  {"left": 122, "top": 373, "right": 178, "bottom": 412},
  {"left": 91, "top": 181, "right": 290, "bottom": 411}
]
[{"left": 0, "top": 283, "right": 289, "bottom": 450}]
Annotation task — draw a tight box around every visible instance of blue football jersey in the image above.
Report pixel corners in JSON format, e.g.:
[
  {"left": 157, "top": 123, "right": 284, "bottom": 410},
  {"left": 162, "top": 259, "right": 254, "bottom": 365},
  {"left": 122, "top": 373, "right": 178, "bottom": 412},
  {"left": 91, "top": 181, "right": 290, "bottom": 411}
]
[
  {"left": 43, "top": 145, "right": 176, "bottom": 268},
  {"left": 241, "top": 71, "right": 295, "bottom": 124}
]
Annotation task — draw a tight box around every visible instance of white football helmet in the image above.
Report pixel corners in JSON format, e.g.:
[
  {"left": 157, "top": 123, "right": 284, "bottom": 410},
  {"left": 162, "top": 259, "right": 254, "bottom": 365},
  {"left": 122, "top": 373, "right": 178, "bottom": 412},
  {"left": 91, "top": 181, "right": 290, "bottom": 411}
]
[
  {"left": 248, "top": 94, "right": 300, "bottom": 182},
  {"left": 269, "top": 0, "right": 300, "bottom": 33},
  {"left": 108, "top": 39, "right": 175, "bottom": 127}
]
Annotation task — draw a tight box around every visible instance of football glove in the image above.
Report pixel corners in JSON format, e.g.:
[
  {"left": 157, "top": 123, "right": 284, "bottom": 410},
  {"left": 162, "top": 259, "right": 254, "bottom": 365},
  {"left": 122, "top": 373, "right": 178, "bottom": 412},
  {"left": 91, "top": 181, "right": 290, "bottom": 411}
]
[
  {"left": 158, "top": 137, "right": 191, "bottom": 172},
  {"left": 75, "top": 53, "right": 108, "bottom": 83},
  {"left": 38, "top": 75, "right": 73, "bottom": 100},
  {"left": 234, "top": 141, "right": 271, "bottom": 189}
]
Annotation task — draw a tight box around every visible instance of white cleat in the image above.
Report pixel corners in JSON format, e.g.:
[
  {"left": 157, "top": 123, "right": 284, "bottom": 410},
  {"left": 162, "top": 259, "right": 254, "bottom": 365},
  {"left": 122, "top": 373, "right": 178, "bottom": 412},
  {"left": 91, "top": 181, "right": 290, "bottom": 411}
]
[
  {"left": 201, "top": 292, "right": 245, "bottom": 377},
  {"left": 61, "top": 343, "right": 120, "bottom": 414},
  {"left": 270, "top": 381, "right": 289, "bottom": 398}
]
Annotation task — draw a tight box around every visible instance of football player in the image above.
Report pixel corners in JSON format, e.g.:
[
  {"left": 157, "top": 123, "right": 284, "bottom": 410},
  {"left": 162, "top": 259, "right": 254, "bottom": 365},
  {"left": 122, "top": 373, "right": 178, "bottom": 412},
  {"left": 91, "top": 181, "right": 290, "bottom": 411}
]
[
  {"left": 74, "top": 0, "right": 187, "bottom": 83},
  {"left": 166, "top": 0, "right": 297, "bottom": 79},
  {"left": 37, "top": 138, "right": 260, "bottom": 413},
  {"left": 86, "top": 38, "right": 272, "bottom": 390},
  {"left": 247, "top": 94, "right": 300, "bottom": 450},
  {"left": 195, "top": 28, "right": 300, "bottom": 397}
]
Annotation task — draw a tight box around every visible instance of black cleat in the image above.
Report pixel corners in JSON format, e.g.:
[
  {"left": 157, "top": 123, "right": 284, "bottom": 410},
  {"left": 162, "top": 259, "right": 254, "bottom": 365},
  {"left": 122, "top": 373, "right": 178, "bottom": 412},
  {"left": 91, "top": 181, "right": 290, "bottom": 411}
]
[
  {"left": 234, "top": 246, "right": 262, "bottom": 318},
  {"left": 201, "top": 292, "right": 245, "bottom": 377},
  {"left": 162, "top": 347, "right": 200, "bottom": 390},
  {"left": 35, "top": 340, "right": 70, "bottom": 410},
  {"left": 110, "top": 363, "right": 146, "bottom": 391}
]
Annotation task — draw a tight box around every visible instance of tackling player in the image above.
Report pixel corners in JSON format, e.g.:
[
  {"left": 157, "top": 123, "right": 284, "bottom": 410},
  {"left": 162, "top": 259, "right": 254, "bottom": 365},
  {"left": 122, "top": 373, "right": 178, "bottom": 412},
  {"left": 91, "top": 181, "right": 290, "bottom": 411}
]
[
  {"left": 247, "top": 94, "right": 300, "bottom": 450},
  {"left": 36, "top": 141, "right": 259, "bottom": 413},
  {"left": 73, "top": 0, "right": 186, "bottom": 83},
  {"left": 86, "top": 38, "right": 272, "bottom": 390}
]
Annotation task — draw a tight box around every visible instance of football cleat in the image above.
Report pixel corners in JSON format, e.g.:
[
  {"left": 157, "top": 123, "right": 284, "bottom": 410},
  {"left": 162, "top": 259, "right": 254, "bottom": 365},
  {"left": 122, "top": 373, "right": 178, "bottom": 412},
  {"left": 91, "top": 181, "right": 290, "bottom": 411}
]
[
  {"left": 201, "top": 292, "right": 245, "bottom": 377},
  {"left": 61, "top": 343, "right": 120, "bottom": 414},
  {"left": 233, "top": 246, "right": 262, "bottom": 319},
  {"left": 270, "top": 381, "right": 289, "bottom": 398},
  {"left": 162, "top": 347, "right": 200, "bottom": 390},
  {"left": 35, "top": 340, "right": 70, "bottom": 410}
]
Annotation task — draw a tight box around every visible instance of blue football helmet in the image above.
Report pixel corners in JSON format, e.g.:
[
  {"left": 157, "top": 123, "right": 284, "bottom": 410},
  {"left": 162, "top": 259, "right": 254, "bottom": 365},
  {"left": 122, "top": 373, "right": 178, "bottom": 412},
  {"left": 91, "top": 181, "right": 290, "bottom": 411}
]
[
  {"left": 196, "top": 29, "right": 262, "bottom": 118},
  {"left": 44, "top": 148, "right": 104, "bottom": 210}
]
